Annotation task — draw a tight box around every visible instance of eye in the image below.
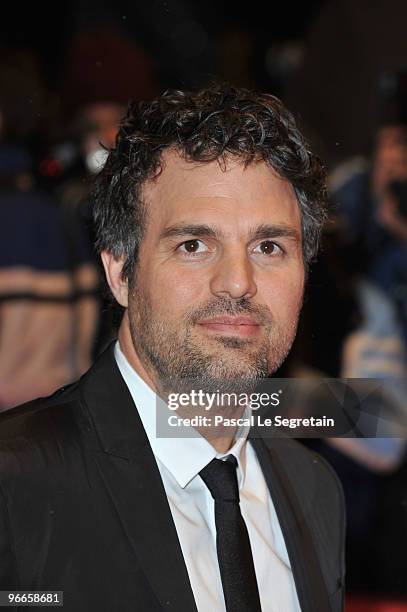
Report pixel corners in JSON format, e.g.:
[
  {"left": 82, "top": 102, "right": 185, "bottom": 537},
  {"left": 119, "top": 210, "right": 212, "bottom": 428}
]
[
  {"left": 253, "top": 240, "right": 283, "bottom": 256},
  {"left": 178, "top": 239, "right": 209, "bottom": 256}
]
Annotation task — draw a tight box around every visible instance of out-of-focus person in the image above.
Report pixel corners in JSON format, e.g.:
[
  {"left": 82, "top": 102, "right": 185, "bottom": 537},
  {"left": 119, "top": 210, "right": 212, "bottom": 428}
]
[
  {"left": 55, "top": 101, "right": 124, "bottom": 355},
  {"left": 55, "top": 25, "right": 159, "bottom": 353},
  {"left": 0, "top": 50, "right": 98, "bottom": 409},
  {"left": 285, "top": 217, "right": 407, "bottom": 598},
  {"left": 332, "top": 116, "right": 407, "bottom": 346}
]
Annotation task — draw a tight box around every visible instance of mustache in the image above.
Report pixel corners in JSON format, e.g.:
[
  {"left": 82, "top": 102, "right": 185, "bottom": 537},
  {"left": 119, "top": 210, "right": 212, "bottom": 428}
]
[{"left": 187, "top": 297, "right": 272, "bottom": 326}]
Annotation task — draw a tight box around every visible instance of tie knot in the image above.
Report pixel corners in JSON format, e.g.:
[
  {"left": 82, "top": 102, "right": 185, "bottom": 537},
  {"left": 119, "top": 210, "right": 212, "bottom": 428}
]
[{"left": 200, "top": 456, "right": 239, "bottom": 502}]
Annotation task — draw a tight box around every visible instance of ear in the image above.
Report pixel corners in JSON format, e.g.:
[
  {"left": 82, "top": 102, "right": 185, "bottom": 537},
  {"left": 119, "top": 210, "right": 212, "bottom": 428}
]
[{"left": 100, "top": 251, "right": 128, "bottom": 307}]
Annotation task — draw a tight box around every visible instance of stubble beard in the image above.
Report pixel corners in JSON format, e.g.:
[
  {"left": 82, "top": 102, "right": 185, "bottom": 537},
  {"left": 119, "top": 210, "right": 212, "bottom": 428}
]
[{"left": 127, "top": 276, "right": 301, "bottom": 396}]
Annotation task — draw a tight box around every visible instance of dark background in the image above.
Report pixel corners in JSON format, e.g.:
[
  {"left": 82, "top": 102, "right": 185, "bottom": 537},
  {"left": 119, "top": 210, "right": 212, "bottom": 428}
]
[{"left": 2, "top": 0, "right": 407, "bottom": 165}]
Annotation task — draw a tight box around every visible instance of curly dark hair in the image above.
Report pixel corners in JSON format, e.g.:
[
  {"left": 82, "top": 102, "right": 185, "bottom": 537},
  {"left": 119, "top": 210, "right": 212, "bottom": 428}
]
[{"left": 92, "top": 83, "right": 327, "bottom": 281}]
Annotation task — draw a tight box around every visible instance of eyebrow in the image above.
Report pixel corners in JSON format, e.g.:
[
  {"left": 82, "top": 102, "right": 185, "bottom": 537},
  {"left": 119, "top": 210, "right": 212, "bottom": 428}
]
[
  {"left": 160, "top": 223, "right": 301, "bottom": 243},
  {"left": 247, "top": 224, "right": 301, "bottom": 243},
  {"left": 160, "top": 224, "right": 224, "bottom": 240}
]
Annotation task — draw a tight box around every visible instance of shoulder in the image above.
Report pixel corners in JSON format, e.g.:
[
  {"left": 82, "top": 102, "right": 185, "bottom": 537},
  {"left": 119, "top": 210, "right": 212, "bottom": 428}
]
[
  {"left": 0, "top": 342, "right": 120, "bottom": 483},
  {"left": 257, "top": 436, "right": 346, "bottom": 592},
  {"left": 0, "top": 381, "right": 80, "bottom": 432},
  {"left": 0, "top": 381, "right": 100, "bottom": 589},
  {"left": 0, "top": 382, "right": 90, "bottom": 482},
  {"left": 263, "top": 436, "right": 345, "bottom": 519},
  {"left": 268, "top": 436, "right": 343, "bottom": 489}
]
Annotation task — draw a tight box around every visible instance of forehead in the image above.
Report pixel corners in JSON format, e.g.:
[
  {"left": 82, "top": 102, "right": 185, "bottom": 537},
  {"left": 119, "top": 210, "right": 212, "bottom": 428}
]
[{"left": 141, "top": 149, "right": 301, "bottom": 232}]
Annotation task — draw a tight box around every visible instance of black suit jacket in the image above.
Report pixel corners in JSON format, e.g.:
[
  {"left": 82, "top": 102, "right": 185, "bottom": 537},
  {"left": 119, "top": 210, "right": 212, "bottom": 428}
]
[{"left": 0, "top": 345, "right": 345, "bottom": 611}]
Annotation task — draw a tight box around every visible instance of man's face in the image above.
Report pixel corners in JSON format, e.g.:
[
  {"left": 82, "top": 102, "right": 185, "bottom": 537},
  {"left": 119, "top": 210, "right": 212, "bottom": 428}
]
[{"left": 123, "top": 150, "right": 305, "bottom": 389}]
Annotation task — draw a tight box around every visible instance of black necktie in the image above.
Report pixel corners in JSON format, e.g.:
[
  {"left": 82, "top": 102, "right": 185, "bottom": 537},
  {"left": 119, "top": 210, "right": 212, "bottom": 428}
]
[{"left": 199, "top": 456, "right": 262, "bottom": 612}]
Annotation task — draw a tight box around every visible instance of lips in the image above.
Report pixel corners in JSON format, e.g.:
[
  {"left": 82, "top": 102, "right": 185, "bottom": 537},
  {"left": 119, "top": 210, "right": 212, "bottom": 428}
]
[
  {"left": 197, "top": 315, "right": 260, "bottom": 337},
  {"left": 198, "top": 316, "right": 259, "bottom": 326}
]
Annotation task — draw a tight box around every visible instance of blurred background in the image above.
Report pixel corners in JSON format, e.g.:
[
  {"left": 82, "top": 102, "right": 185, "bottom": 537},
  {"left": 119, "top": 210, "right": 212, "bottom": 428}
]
[{"left": 0, "top": 0, "right": 406, "bottom": 609}]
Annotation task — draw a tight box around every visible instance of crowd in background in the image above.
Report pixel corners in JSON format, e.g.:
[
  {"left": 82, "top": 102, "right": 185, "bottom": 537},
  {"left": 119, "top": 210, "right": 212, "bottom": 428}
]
[{"left": 0, "top": 16, "right": 406, "bottom": 611}]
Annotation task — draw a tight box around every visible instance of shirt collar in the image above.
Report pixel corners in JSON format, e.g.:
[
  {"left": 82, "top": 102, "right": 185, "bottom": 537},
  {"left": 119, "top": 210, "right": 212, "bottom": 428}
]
[{"left": 114, "top": 341, "right": 249, "bottom": 489}]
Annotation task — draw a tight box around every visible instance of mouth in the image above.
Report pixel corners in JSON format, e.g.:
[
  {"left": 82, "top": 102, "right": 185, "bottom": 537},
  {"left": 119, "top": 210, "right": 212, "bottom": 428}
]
[{"left": 196, "top": 315, "right": 261, "bottom": 338}]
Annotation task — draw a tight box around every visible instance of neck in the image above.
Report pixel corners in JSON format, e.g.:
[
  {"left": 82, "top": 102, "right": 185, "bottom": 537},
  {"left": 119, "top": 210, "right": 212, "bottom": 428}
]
[{"left": 199, "top": 431, "right": 240, "bottom": 453}]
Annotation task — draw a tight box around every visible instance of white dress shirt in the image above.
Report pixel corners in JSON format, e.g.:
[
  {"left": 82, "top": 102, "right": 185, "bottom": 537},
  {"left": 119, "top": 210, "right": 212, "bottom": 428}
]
[{"left": 115, "top": 342, "right": 301, "bottom": 612}]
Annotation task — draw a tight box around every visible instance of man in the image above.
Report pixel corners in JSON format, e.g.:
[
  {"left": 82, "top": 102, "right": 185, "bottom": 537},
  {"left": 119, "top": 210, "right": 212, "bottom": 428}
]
[{"left": 0, "top": 84, "right": 345, "bottom": 611}]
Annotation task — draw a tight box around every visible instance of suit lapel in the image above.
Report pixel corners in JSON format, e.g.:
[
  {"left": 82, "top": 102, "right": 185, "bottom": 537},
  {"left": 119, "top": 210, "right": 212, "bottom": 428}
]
[
  {"left": 80, "top": 344, "right": 330, "bottom": 611},
  {"left": 80, "top": 344, "right": 198, "bottom": 612},
  {"left": 250, "top": 435, "right": 331, "bottom": 612}
]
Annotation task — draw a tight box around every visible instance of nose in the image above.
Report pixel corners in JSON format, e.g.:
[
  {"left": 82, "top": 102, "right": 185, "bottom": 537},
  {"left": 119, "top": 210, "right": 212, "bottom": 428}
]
[{"left": 209, "top": 248, "right": 257, "bottom": 300}]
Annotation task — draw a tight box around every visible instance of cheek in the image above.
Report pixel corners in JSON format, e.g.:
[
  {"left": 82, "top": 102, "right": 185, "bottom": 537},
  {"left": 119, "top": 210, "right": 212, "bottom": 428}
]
[
  {"left": 260, "top": 270, "right": 304, "bottom": 321},
  {"left": 144, "top": 266, "right": 209, "bottom": 319}
]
